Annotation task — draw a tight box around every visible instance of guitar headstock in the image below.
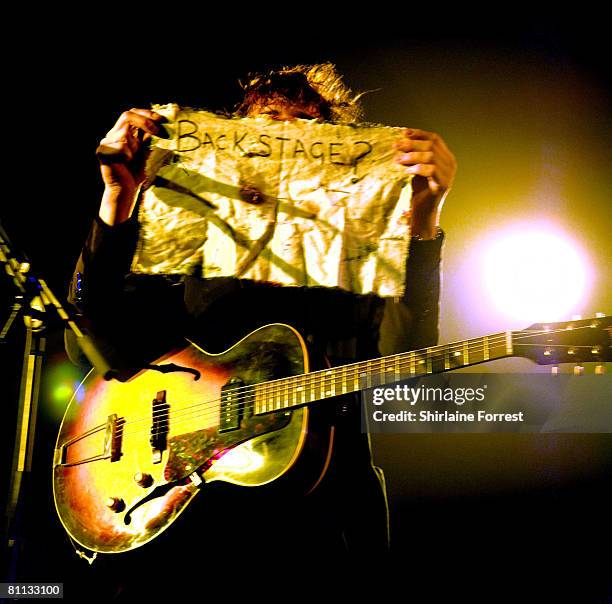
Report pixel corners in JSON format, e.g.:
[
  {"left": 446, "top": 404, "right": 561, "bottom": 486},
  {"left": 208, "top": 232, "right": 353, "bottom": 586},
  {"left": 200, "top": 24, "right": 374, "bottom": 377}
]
[{"left": 513, "top": 314, "right": 611, "bottom": 366}]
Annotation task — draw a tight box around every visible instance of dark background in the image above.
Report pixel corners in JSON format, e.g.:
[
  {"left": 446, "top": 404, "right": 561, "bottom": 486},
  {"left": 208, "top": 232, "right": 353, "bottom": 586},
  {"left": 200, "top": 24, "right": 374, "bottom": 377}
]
[{"left": 2, "top": 11, "right": 611, "bottom": 601}]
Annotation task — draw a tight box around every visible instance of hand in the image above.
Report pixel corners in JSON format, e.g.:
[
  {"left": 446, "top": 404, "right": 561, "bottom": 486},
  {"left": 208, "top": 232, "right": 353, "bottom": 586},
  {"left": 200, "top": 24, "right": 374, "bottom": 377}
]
[
  {"left": 394, "top": 128, "right": 457, "bottom": 239},
  {"left": 97, "top": 109, "right": 164, "bottom": 226}
]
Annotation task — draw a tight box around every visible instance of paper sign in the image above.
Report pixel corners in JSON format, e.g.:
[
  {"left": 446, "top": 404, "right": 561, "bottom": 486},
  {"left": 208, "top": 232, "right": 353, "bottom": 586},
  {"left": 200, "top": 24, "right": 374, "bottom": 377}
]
[{"left": 132, "top": 104, "right": 413, "bottom": 297}]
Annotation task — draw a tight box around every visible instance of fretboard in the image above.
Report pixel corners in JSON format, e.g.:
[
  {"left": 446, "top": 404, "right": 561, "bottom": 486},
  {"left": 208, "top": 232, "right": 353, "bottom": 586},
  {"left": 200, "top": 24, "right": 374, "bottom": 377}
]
[{"left": 253, "top": 331, "right": 514, "bottom": 414}]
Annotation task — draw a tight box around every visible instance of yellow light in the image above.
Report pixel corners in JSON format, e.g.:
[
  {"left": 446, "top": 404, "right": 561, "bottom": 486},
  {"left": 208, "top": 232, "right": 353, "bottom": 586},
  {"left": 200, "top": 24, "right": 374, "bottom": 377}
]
[
  {"left": 42, "top": 358, "right": 86, "bottom": 419},
  {"left": 53, "top": 383, "right": 73, "bottom": 401},
  {"left": 212, "top": 442, "right": 265, "bottom": 474},
  {"left": 482, "top": 228, "right": 589, "bottom": 322}
]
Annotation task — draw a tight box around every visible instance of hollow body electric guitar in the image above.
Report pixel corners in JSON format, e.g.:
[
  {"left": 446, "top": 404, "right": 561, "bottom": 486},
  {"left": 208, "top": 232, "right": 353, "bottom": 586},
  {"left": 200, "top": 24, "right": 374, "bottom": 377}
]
[{"left": 54, "top": 316, "right": 610, "bottom": 554}]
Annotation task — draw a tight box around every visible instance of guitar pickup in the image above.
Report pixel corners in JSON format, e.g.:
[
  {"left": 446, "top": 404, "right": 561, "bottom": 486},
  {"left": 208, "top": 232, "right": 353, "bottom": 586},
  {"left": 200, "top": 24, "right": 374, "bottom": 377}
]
[
  {"left": 219, "top": 377, "right": 245, "bottom": 432},
  {"left": 150, "top": 390, "right": 169, "bottom": 464}
]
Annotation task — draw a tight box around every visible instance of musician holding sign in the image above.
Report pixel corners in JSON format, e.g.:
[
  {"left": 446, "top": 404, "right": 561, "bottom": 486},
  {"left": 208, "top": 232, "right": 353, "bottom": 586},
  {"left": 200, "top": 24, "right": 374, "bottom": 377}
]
[{"left": 62, "top": 63, "right": 456, "bottom": 579}]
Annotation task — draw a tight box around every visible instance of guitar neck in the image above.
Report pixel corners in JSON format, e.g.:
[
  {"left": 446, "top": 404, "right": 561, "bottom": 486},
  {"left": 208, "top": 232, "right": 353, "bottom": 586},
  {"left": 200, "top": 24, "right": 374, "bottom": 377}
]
[{"left": 253, "top": 331, "right": 514, "bottom": 413}]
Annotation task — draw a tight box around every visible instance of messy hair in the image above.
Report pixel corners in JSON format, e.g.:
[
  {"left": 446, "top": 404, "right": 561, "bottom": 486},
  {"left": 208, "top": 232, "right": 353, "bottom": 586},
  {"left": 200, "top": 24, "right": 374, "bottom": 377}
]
[{"left": 235, "top": 63, "right": 365, "bottom": 123}]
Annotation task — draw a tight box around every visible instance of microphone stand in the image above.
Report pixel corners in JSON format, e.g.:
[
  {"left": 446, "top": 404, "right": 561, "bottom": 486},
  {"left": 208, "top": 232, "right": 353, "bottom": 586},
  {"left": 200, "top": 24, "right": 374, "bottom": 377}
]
[{"left": 0, "top": 220, "right": 118, "bottom": 582}]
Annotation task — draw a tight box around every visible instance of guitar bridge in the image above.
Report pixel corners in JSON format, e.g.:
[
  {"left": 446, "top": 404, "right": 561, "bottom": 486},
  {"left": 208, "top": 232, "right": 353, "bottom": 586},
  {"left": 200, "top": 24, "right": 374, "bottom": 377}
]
[{"left": 54, "top": 414, "right": 124, "bottom": 467}]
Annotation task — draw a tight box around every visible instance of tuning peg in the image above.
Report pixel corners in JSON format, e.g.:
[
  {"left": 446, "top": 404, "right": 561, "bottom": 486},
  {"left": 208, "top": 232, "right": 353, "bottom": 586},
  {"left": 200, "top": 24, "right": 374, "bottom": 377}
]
[
  {"left": 573, "top": 365, "right": 584, "bottom": 376},
  {"left": 551, "top": 366, "right": 559, "bottom": 375},
  {"left": 595, "top": 365, "right": 605, "bottom": 375}
]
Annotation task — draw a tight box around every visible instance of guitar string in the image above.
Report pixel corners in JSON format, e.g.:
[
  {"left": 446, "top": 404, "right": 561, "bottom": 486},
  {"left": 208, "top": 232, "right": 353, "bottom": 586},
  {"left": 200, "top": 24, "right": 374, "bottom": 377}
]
[
  {"left": 125, "top": 343, "right": 602, "bottom": 438},
  {"left": 117, "top": 331, "right": 516, "bottom": 434},
  {"left": 110, "top": 326, "right": 602, "bottom": 439},
  {"left": 113, "top": 327, "right": 556, "bottom": 430},
  {"left": 116, "top": 328, "right": 601, "bottom": 438},
  {"left": 119, "top": 354, "right": 603, "bottom": 440},
  {"left": 117, "top": 325, "right": 599, "bottom": 431}
]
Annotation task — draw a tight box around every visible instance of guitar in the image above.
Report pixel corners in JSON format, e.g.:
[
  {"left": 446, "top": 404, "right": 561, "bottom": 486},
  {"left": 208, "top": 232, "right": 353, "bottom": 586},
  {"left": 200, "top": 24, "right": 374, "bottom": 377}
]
[{"left": 53, "top": 315, "right": 611, "bottom": 554}]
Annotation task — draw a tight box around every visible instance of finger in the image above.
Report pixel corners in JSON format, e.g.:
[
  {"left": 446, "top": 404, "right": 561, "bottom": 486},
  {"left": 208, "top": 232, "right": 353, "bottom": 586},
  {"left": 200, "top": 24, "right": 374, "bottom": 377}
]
[
  {"left": 403, "top": 128, "right": 438, "bottom": 141},
  {"left": 393, "top": 138, "right": 433, "bottom": 152},
  {"left": 394, "top": 151, "right": 434, "bottom": 165},
  {"left": 97, "top": 125, "right": 141, "bottom": 163},
  {"left": 402, "top": 129, "right": 454, "bottom": 158},
  {"left": 102, "top": 123, "right": 140, "bottom": 153},
  {"left": 129, "top": 108, "right": 165, "bottom": 121},
  {"left": 96, "top": 139, "right": 134, "bottom": 164},
  {"left": 116, "top": 110, "right": 160, "bottom": 136},
  {"left": 403, "top": 163, "right": 436, "bottom": 179},
  {"left": 404, "top": 163, "right": 453, "bottom": 194}
]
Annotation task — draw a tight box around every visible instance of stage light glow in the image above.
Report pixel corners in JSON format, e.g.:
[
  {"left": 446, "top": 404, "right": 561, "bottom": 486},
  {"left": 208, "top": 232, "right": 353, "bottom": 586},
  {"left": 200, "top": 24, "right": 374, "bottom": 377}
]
[
  {"left": 481, "top": 227, "right": 589, "bottom": 322},
  {"left": 52, "top": 383, "right": 73, "bottom": 402},
  {"left": 212, "top": 442, "right": 265, "bottom": 473},
  {"left": 42, "top": 359, "right": 86, "bottom": 419}
]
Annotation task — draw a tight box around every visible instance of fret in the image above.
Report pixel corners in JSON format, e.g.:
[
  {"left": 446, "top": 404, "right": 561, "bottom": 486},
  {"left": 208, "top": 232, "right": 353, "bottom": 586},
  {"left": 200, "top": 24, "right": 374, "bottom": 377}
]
[
  {"left": 261, "top": 381, "right": 268, "bottom": 413},
  {"left": 341, "top": 365, "right": 348, "bottom": 394},
  {"left": 444, "top": 346, "right": 450, "bottom": 370},
  {"left": 271, "top": 382, "right": 277, "bottom": 410},
  {"left": 254, "top": 384, "right": 262, "bottom": 414},
  {"left": 430, "top": 346, "right": 446, "bottom": 374},
  {"left": 333, "top": 366, "right": 343, "bottom": 396},
  {"left": 426, "top": 349, "right": 432, "bottom": 374},
  {"left": 489, "top": 332, "right": 507, "bottom": 361},
  {"left": 463, "top": 341, "right": 469, "bottom": 366},
  {"left": 381, "top": 358, "right": 390, "bottom": 385},
  {"left": 416, "top": 353, "right": 426, "bottom": 374},
  {"left": 366, "top": 361, "right": 373, "bottom": 389},
  {"left": 506, "top": 331, "right": 513, "bottom": 355},
  {"left": 270, "top": 383, "right": 275, "bottom": 411},
  {"left": 483, "top": 336, "right": 489, "bottom": 361},
  {"left": 353, "top": 367, "right": 360, "bottom": 391},
  {"left": 449, "top": 347, "right": 463, "bottom": 369},
  {"left": 409, "top": 351, "right": 416, "bottom": 376},
  {"left": 326, "top": 369, "right": 335, "bottom": 398},
  {"left": 467, "top": 337, "right": 485, "bottom": 364},
  {"left": 306, "top": 373, "right": 317, "bottom": 403},
  {"left": 290, "top": 377, "right": 296, "bottom": 408},
  {"left": 394, "top": 355, "right": 401, "bottom": 383},
  {"left": 298, "top": 376, "right": 306, "bottom": 405},
  {"left": 366, "top": 361, "right": 376, "bottom": 388}
]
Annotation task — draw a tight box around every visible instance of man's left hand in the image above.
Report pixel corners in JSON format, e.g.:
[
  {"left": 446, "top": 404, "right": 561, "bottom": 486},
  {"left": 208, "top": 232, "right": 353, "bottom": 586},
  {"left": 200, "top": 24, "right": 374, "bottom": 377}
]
[{"left": 394, "top": 128, "right": 457, "bottom": 239}]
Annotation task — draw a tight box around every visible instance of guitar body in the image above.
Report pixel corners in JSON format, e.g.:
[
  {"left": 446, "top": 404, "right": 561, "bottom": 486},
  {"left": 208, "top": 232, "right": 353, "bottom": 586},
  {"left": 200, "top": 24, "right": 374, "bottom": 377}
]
[
  {"left": 53, "top": 323, "right": 331, "bottom": 554},
  {"left": 54, "top": 313, "right": 610, "bottom": 555}
]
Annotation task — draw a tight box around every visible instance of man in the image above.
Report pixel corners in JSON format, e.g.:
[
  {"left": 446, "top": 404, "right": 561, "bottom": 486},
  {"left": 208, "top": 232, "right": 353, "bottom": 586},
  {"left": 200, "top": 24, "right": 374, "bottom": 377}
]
[{"left": 66, "top": 63, "right": 456, "bottom": 566}]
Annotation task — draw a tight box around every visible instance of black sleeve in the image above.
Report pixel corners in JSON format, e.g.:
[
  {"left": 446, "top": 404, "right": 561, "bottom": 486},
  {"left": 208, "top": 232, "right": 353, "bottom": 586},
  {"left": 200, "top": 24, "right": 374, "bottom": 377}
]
[
  {"left": 65, "top": 216, "right": 186, "bottom": 372},
  {"left": 377, "top": 230, "right": 444, "bottom": 355},
  {"left": 67, "top": 215, "right": 140, "bottom": 312}
]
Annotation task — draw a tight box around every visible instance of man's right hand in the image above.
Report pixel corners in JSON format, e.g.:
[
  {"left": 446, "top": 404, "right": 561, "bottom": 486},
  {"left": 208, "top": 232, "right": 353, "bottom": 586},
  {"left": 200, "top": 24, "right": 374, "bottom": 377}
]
[{"left": 97, "top": 108, "right": 164, "bottom": 226}]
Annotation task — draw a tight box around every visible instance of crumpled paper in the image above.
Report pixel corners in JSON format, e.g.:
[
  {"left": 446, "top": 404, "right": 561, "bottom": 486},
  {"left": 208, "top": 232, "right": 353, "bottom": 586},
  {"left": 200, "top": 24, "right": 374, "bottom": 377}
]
[{"left": 131, "top": 104, "right": 413, "bottom": 297}]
